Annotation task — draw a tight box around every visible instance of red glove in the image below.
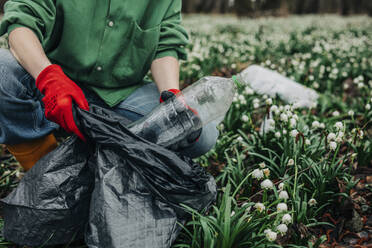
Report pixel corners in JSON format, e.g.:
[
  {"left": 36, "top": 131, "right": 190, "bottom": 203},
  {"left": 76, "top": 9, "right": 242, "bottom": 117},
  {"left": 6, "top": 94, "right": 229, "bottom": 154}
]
[
  {"left": 36, "top": 65, "right": 89, "bottom": 141},
  {"left": 159, "top": 88, "right": 198, "bottom": 116},
  {"left": 159, "top": 89, "right": 201, "bottom": 146},
  {"left": 159, "top": 89, "right": 181, "bottom": 103}
]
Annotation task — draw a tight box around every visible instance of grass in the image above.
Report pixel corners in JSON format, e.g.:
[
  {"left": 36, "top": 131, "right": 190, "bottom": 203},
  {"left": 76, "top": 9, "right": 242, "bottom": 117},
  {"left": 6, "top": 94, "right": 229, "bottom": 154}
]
[{"left": 0, "top": 14, "right": 371, "bottom": 247}]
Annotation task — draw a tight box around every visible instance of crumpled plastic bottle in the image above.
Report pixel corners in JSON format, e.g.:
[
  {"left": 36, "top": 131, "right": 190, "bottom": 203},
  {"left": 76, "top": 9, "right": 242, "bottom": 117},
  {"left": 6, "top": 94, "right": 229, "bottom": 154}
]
[
  {"left": 128, "top": 76, "right": 237, "bottom": 149},
  {"left": 237, "top": 65, "right": 318, "bottom": 108}
]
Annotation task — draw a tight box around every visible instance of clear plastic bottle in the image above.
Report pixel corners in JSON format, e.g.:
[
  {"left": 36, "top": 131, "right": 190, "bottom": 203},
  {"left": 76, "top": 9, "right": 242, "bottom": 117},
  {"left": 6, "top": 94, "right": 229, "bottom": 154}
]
[
  {"left": 128, "top": 76, "right": 236, "bottom": 148},
  {"left": 236, "top": 65, "right": 318, "bottom": 108}
]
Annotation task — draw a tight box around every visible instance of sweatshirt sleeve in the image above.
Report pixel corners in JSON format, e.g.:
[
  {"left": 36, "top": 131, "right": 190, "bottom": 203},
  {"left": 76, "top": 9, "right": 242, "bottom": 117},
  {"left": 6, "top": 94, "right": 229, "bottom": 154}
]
[
  {"left": 0, "top": 0, "right": 56, "bottom": 46},
  {"left": 154, "top": 0, "right": 189, "bottom": 61}
]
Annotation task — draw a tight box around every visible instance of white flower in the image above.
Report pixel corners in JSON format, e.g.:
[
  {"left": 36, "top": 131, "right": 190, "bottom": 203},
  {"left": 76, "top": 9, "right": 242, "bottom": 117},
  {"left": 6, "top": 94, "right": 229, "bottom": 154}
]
[
  {"left": 259, "top": 162, "right": 266, "bottom": 168},
  {"left": 287, "top": 159, "right": 294, "bottom": 166},
  {"left": 290, "top": 130, "right": 298, "bottom": 138},
  {"left": 267, "top": 119, "right": 275, "bottom": 128},
  {"left": 319, "top": 123, "right": 325, "bottom": 129},
  {"left": 237, "top": 136, "right": 243, "bottom": 142},
  {"left": 244, "top": 86, "right": 254, "bottom": 95},
  {"left": 279, "top": 191, "right": 289, "bottom": 200},
  {"left": 334, "top": 122, "right": 343, "bottom": 130},
  {"left": 241, "top": 114, "right": 249, "bottom": 122},
  {"left": 329, "top": 141, "right": 337, "bottom": 151},
  {"left": 277, "top": 224, "right": 288, "bottom": 234},
  {"left": 230, "top": 211, "right": 235, "bottom": 217},
  {"left": 280, "top": 113, "right": 288, "bottom": 122},
  {"left": 366, "top": 104, "right": 371, "bottom": 110},
  {"left": 358, "top": 130, "right": 364, "bottom": 139},
  {"left": 292, "top": 114, "right": 299, "bottom": 120},
  {"left": 283, "top": 130, "right": 287, "bottom": 135},
  {"left": 282, "top": 214, "right": 292, "bottom": 224},
  {"left": 271, "top": 105, "right": 278, "bottom": 113},
  {"left": 308, "top": 198, "right": 317, "bottom": 206},
  {"left": 277, "top": 203, "right": 288, "bottom": 212},
  {"left": 263, "top": 168, "right": 270, "bottom": 177},
  {"left": 332, "top": 111, "right": 340, "bottom": 117},
  {"left": 305, "top": 139, "right": 311, "bottom": 145},
  {"left": 327, "top": 133, "right": 336, "bottom": 141},
  {"left": 275, "top": 132, "right": 281, "bottom": 138},
  {"left": 289, "top": 118, "right": 297, "bottom": 127},
  {"left": 252, "top": 169, "right": 264, "bottom": 180},
  {"left": 238, "top": 95, "right": 245, "bottom": 102},
  {"left": 348, "top": 110, "right": 354, "bottom": 116},
  {"left": 265, "top": 98, "right": 273, "bottom": 105},
  {"left": 336, "top": 132, "right": 344, "bottom": 142},
  {"left": 254, "top": 202, "right": 265, "bottom": 212},
  {"left": 265, "top": 230, "right": 277, "bottom": 242},
  {"left": 312, "top": 121, "right": 320, "bottom": 129},
  {"left": 261, "top": 179, "right": 274, "bottom": 190},
  {"left": 253, "top": 98, "right": 260, "bottom": 104},
  {"left": 278, "top": 182, "right": 285, "bottom": 191},
  {"left": 253, "top": 102, "right": 260, "bottom": 109}
]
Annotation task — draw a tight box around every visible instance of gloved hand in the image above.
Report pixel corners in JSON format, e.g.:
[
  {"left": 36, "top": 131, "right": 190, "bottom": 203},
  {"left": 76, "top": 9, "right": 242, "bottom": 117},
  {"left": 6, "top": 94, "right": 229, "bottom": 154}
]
[
  {"left": 36, "top": 65, "right": 89, "bottom": 141},
  {"left": 160, "top": 89, "right": 202, "bottom": 150}
]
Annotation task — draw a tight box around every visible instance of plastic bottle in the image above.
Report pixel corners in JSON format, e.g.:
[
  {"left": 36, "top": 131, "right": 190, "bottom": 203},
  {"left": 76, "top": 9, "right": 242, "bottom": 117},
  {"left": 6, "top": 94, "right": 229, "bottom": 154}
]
[
  {"left": 236, "top": 65, "right": 318, "bottom": 108},
  {"left": 128, "top": 76, "right": 236, "bottom": 148}
]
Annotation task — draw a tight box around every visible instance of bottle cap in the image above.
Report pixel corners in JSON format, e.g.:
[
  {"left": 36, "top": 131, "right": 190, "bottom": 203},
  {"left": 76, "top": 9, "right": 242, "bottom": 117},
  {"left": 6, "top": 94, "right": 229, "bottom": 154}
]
[{"left": 232, "top": 75, "right": 244, "bottom": 91}]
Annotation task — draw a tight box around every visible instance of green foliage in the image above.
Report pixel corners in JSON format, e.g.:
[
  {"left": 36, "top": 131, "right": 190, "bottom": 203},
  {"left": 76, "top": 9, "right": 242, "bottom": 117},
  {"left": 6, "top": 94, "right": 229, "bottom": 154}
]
[{"left": 0, "top": 15, "right": 371, "bottom": 247}]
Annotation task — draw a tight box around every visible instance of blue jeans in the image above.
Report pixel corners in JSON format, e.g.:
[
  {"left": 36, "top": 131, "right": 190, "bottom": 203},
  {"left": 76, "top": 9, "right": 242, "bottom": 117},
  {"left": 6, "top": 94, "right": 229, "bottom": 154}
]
[{"left": 0, "top": 48, "right": 219, "bottom": 158}]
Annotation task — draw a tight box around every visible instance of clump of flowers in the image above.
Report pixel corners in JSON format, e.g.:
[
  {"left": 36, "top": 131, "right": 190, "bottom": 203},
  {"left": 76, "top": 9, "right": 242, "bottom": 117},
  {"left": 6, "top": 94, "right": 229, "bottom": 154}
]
[
  {"left": 252, "top": 169, "right": 264, "bottom": 180},
  {"left": 261, "top": 179, "right": 274, "bottom": 190},
  {"left": 254, "top": 202, "right": 266, "bottom": 213},
  {"left": 308, "top": 198, "right": 317, "bottom": 206},
  {"left": 277, "top": 224, "right": 288, "bottom": 234},
  {"left": 264, "top": 229, "right": 278, "bottom": 242},
  {"left": 277, "top": 203, "right": 288, "bottom": 212}
]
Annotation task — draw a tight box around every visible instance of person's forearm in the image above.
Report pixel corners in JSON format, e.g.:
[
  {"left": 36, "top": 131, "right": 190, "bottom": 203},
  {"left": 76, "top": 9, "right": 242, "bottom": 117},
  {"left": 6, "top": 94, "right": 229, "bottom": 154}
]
[
  {"left": 8, "top": 27, "right": 52, "bottom": 79},
  {"left": 151, "top": 56, "right": 180, "bottom": 92}
]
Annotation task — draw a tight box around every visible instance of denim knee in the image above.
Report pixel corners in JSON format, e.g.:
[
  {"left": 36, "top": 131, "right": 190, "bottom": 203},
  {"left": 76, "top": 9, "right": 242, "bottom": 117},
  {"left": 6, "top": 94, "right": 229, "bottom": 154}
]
[
  {"left": 0, "top": 49, "right": 34, "bottom": 99},
  {"left": 181, "top": 120, "right": 220, "bottom": 159},
  {"left": 0, "top": 49, "right": 57, "bottom": 144}
]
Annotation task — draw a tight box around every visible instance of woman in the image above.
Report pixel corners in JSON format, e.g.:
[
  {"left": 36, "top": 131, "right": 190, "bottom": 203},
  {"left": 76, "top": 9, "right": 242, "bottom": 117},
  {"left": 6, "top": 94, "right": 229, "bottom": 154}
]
[{"left": 0, "top": 0, "right": 219, "bottom": 170}]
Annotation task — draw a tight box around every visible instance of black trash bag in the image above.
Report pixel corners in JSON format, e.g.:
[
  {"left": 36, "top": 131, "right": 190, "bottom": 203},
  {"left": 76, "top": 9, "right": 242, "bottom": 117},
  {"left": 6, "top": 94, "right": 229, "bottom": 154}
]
[{"left": 1, "top": 104, "right": 217, "bottom": 248}]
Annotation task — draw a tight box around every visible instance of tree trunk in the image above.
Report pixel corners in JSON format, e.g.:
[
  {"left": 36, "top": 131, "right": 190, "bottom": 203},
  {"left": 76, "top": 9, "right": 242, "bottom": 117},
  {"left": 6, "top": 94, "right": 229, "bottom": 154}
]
[
  {"left": 294, "top": 0, "right": 305, "bottom": 14},
  {"left": 340, "top": 0, "right": 350, "bottom": 15},
  {"left": 219, "top": 0, "right": 230, "bottom": 13},
  {"left": 303, "top": 0, "right": 320, "bottom": 13}
]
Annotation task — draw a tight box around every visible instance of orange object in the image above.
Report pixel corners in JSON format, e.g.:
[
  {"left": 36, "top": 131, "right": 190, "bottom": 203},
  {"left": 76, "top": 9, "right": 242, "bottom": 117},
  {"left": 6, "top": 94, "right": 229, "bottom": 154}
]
[{"left": 6, "top": 134, "right": 58, "bottom": 171}]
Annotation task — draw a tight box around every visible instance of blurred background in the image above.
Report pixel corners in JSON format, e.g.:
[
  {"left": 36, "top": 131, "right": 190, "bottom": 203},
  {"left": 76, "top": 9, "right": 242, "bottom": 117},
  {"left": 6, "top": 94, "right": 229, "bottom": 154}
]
[
  {"left": 182, "top": 0, "right": 372, "bottom": 16},
  {"left": 0, "top": 0, "right": 371, "bottom": 16}
]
